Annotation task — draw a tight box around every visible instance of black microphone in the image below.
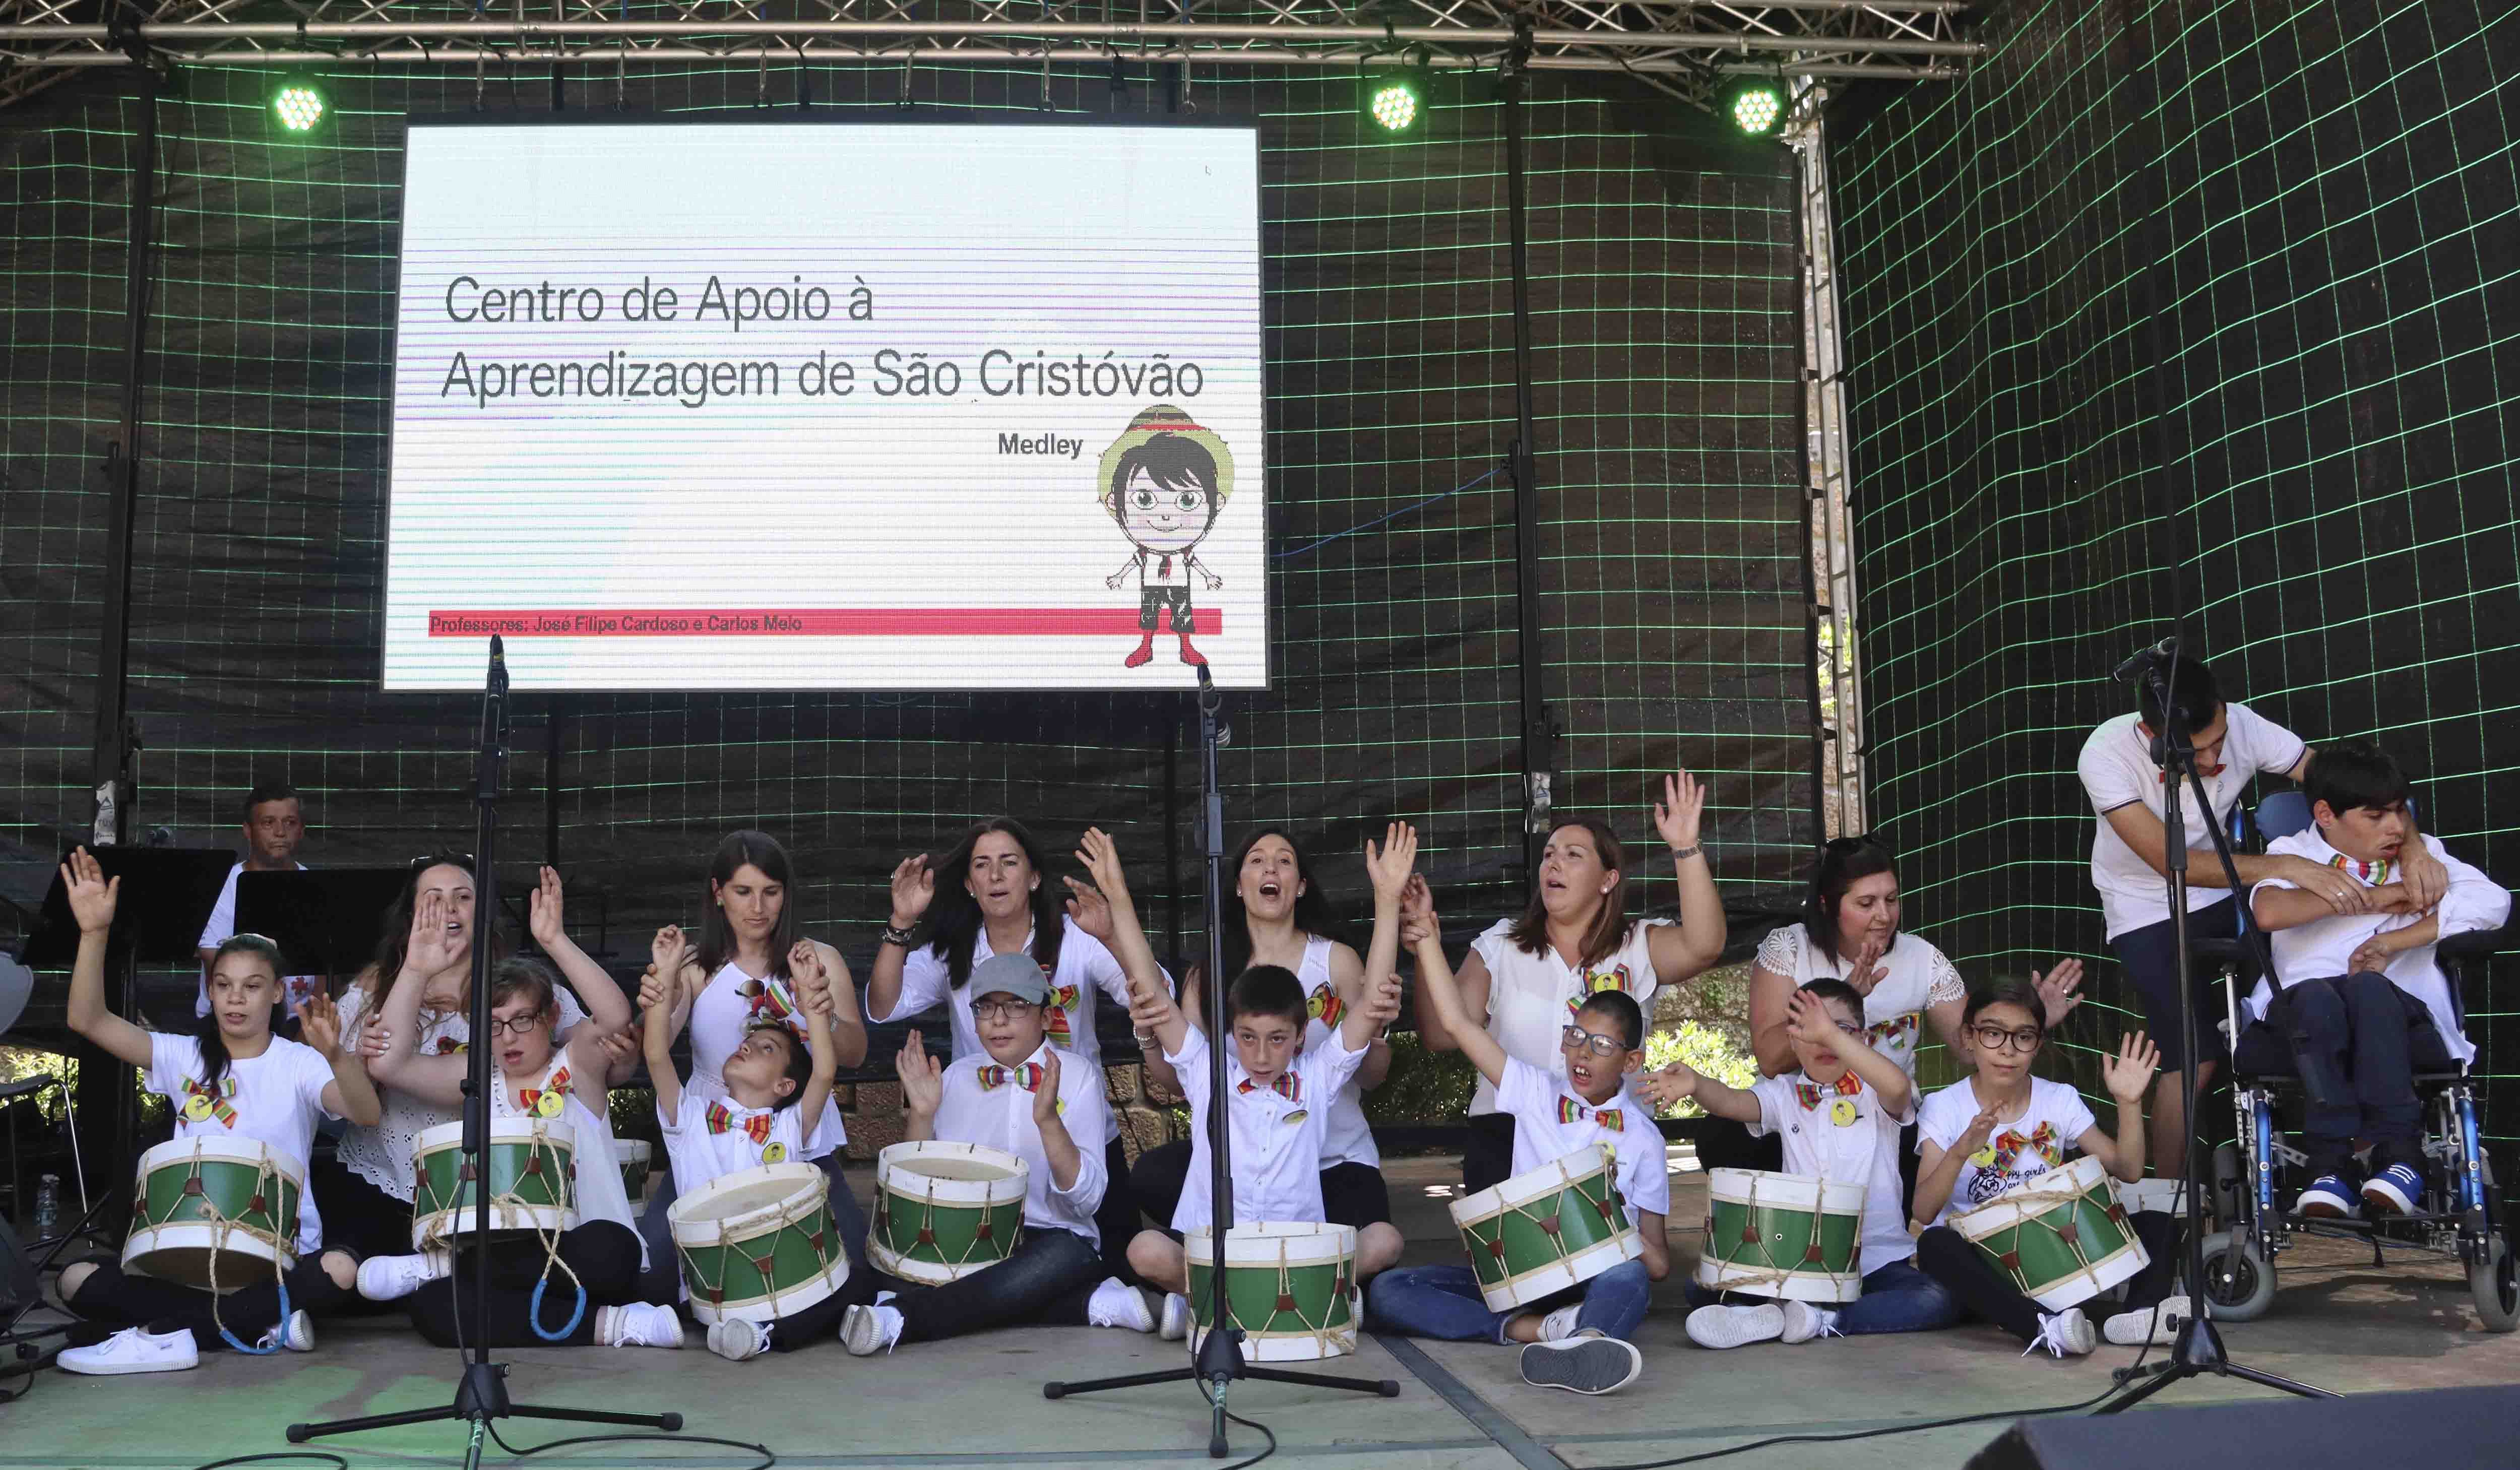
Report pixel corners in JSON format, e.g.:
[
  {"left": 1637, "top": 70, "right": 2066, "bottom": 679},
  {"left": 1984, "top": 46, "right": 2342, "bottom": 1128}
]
[{"left": 2114, "top": 635, "right": 2179, "bottom": 682}]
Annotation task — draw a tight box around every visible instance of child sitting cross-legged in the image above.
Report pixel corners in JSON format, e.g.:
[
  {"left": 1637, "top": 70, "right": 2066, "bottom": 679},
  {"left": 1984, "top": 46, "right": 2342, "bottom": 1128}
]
[
  {"left": 1366, "top": 863, "right": 1669, "bottom": 1396},
  {"left": 1643, "top": 977, "right": 1960, "bottom": 1348}
]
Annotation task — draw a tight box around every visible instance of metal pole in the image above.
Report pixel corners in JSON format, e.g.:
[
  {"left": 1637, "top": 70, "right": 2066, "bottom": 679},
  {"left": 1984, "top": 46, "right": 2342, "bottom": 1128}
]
[
  {"left": 1501, "top": 35, "right": 1553, "bottom": 884},
  {"left": 89, "top": 63, "right": 155, "bottom": 846},
  {"left": 543, "top": 701, "right": 563, "bottom": 868}
]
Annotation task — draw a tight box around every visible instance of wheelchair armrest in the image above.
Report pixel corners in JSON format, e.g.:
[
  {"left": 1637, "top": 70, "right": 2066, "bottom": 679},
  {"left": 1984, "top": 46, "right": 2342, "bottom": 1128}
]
[
  {"left": 2189, "top": 937, "right": 2244, "bottom": 963},
  {"left": 2437, "top": 924, "right": 2513, "bottom": 963}
]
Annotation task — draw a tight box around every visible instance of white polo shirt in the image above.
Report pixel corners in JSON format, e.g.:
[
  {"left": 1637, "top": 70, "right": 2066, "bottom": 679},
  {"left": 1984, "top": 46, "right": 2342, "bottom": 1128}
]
[
  {"left": 1168, "top": 1024, "right": 1368, "bottom": 1233},
  {"left": 658, "top": 1090, "right": 814, "bottom": 1196},
  {"left": 145, "top": 1032, "right": 340, "bottom": 1255},
  {"left": 2079, "top": 704, "right": 2307, "bottom": 939},
  {"left": 1749, "top": 1071, "right": 1914, "bottom": 1268},
  {"left": 932, "top": 1041, "right": 1112, "bottom": 1245},
  {"left": 1467, "top": 917, "right": 1671, "bottom": 1117},
  {"left": 1493, "top": 1056, "right": 1671, "bottom": 1225}
]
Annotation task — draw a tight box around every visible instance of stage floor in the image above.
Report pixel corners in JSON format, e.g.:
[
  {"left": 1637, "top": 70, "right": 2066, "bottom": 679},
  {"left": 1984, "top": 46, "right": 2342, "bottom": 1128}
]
[{"left": 10, "top": 1150, "right": 2517, "bottom": 1469}]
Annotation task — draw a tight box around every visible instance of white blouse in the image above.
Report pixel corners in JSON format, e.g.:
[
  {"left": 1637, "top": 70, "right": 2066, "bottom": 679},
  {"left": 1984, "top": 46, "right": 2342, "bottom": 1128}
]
[
  {"left": 1755, "top": 924, "right": 1963, "bottom": 1078},
  {"left": 1466, "top": 916, "right": 1671, "bottom": 1117},
  {"left": 684, "top": 960, "right": 846, "bottom": 1159},
  {"left": 333, "top": 981, "right": 586, "bottom": 1200}
]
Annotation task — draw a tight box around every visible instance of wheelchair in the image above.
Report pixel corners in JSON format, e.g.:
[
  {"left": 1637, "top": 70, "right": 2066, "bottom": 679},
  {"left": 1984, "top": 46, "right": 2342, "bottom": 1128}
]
[{"left": 2192, "top": 792, "right": 2517, "bottom": 1331}]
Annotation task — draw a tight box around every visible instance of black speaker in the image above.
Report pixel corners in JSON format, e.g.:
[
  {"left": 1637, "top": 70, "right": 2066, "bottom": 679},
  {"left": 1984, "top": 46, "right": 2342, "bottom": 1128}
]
[{"left": 1968, "top": 1385, "right": 2519, "bottom": 1469}]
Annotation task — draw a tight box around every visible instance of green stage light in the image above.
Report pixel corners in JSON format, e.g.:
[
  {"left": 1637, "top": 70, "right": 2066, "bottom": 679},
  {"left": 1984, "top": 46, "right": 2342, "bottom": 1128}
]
[
  {"left": 1723, "top": 76, "right": 1785, "bottom": 138},
  {"left": 272, "top": 84, "right": 327, "bottom": 133},
  {"left": 1362, "top": 69, "right": 1425, "bottom": 133}
]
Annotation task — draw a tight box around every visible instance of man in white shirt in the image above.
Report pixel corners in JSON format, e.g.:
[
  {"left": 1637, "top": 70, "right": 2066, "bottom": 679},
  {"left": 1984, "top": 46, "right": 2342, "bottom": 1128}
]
[
  {"left": 2077, "top": 653, "right": 2449, "bottom": 1165},
  {"left": 195, "top": 782, "right": 318, "bottom": 1021},
  {"left": 2242, "top": 740, "right": 2509, "bottom": 1219}
]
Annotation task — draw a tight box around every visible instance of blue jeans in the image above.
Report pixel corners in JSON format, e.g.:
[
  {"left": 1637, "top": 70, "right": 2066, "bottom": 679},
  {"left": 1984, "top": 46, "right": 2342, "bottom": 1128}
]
[
  {"left": 1368, "top": 1258, "right": 1651, "bottom": 1344},
  {"left": 1684, "top": 1256, "right": 1958, "bottom": 1336}
]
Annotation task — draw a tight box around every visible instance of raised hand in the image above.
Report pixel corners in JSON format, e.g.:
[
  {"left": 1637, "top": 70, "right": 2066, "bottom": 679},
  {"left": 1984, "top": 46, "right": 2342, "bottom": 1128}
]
[
  {"left": 636, "top": 962, "right": 674, "bottom": 1015},
  {"left": 1075, "top": 828, "right": 1129, "bottom": 902},
  {"left": 62, "top": 848, "right": 119, "bottom": 934},
  {"left": 2032, "top": 958, "right": 2085, "bottom": 1027},
  {"left": 1843, "top": 936, "right": 1888, "bottom": 997},
  {"left": 1361, "top": 968, "right": 1403, "bottom": 1027},
  {"left": 649, "top": 926, "right": 693, "bottom": 985},
  {"left": 355, "top": 1009, "right": 393, "bottom": 1060},
  {"left": 594, "top": 1027, "right": 640, "bottom": 1069},
  {"left": 1362, "top": 821, "right": 1418, "bottom": 906},
  {"left": 405, "top": 888, "right": 457, "bottom": 978},
  {"left": 527, "top": 865, "right": 566, "bottom": 950},
  {"left": 1062, "top": 876, "right": 1116, "bottom": 943},
  {"left": 300, "top": 993, "right": 344, "bottom": 1059},
  {"left": 1653, "top": 770, "right": 1708, "bottom": 852},
  {"left": 1784, "top": 988, "right": 1848, "bottom": 1050},
  {"left": 2101, "top": 1031, "right": 2160, "bottom": 1104},
  {"left": 1635, "top": 1061, "right": 1699, "bottom": 1109},
  {"left": 888, "top": 854, "right": 937, "bottom": 928},
  {"left": 1127, "top": 971, "right": 1174, "bottom": 1035},
  {"left": 1032, "top": 1049, "right": 1064, "bottom": 1128},
  {"left": 789, "top": 940, "right": 828, "bottom": 1000},
  {"left": 895, "top": 1030, "right": 943, "bottom": 1119},
  {"left": 1957, "top": 1106, "right": 2003, "bottom": 1157}
]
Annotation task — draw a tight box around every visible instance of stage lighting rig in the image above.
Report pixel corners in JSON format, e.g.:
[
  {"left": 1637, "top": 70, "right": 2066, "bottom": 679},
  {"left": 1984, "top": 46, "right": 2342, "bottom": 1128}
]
[
  {"left": 1721, "top": 73, "right": 1787, "bottom": 138},
  {"left": 271, "top": 83, "right": 327, "bottom": 133},
  {"left": 1362, "top": 58, "right": 1430, "bottom": 133}
]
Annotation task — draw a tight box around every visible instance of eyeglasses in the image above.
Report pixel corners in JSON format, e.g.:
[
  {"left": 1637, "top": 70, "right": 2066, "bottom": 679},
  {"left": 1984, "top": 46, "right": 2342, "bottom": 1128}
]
[
  {"left": 409, "top": 853, "right": 477, "bottom": 871},
  {"left": 485, "top": 1010, "right": 546, "bottom": 1038},
  {"left": 1560, "top": 1025, "right": 1628, "bottom": 1059},
  {"left": 972, "top": 999, "right": 1042, "bottom": 1022},
  {"left": 1968, "top": 1023, "right": 2043, "bottom": 1054}
]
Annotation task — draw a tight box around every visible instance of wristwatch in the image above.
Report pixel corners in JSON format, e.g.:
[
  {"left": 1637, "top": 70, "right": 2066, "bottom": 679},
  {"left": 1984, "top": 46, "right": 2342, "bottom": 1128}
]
[
  {"left": 879, "top": 923, "right": 916, "bottom": 947},
  {"left": 1669, "top": 845, "right": 1702, "bottom": 862}
]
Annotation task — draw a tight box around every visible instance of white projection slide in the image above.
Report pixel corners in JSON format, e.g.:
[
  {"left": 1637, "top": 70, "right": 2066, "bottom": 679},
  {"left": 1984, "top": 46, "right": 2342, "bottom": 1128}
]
[{"left": 385, "top": 120, "right": 1267, "bottom": 691}]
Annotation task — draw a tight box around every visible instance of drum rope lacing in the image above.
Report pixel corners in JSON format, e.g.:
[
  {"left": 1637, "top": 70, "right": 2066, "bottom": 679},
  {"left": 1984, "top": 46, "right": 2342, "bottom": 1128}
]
[
  {"left": 675, "top": 1181, "right": 841, "bottom": 1314},
  {"left": 1462, "top": 1145, "right": 1634, "bottom": 1302},
  {"left": 177, "top": 1141, "right": 296, "bottom": 1355},
  {"left": 1701, "top": 1171, "right": 1860, "bottom": 1299},
  {"left": 414, "top": 1122, "right": 584, "bottom": 1340},
  {"left": 872, "top": 1156, "right": 1027, "bottom": 1279},
  {"left": 1194, "top": 1229, "right": 1356, "bottom": 1359},
  {"left": 1963, "top": 1169, "right": 2139, "bottom": 1309}
]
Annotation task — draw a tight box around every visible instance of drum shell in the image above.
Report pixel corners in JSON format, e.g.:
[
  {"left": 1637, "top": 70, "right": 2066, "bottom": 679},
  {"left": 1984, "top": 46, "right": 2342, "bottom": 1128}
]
[
  {"left": 867, "top": 1141, "right": 1030, "bottom": 1286},
  {"left": 1448, "top": 1143, "right": 1643, "bottom": 1312},
  {"left": 668, "top": 1162, "right": 849, "bottom": 1325},
  {"left": 621, "top": 1139, "right": 654, "bottom": 1203},
  {"left": 1696, "top": 1168, "right": 1867, "bottom": 1304},
  {"left": 1184, "top": 1221, "right": 1358, "bottom": 1362},
  {"left": 123, "top": 1136, "right": 305, "bottom": 1292},
  {"left": 412, "top": 1117, "right": 579, "bottom": 1247},
  {"left": 1952, "top": 1154, "right": 2149, "bottom": 1311}
]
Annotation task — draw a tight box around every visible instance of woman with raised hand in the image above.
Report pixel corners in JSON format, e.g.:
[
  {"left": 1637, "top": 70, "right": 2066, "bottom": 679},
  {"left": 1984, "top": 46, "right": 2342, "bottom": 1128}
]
[{"left": 1414, "top": 772, "right": 1728, "bottom": 1194}]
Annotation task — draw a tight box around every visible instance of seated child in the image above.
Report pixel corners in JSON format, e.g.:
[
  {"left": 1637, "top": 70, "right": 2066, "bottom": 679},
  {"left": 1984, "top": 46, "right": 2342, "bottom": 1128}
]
[
  {"left": 836, "top": 949, "right": 1156, "bottom": 1355},
  {"left": 1115, "top": 825, "right": 1404, "bottom": 1336},
  {"left": 360, "top": 870, "right": 680, "bottom": 1350},
  {"left": 645, "top": 928, "right": 875, "bottom": 1359},
  {"left": 55, "top": 849, "right": 373, "bottom": 1374},
  {"left": 1910, "top": 982, "right": 2175, "bottom": 1355},
  {"left": 1367, "top": 846, "right": 1667, "bottom": 1396},
  {"left": 2243, "top": 738, "right": 2510, "bottom": 1218},
  {"left": 1645, "top": 977, "right": 1960, "bottom": 1347}
]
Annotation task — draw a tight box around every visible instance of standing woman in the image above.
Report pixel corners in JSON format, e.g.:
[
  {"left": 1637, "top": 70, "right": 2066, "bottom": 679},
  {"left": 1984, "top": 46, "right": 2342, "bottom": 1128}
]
[
  {"left": 317, "top": 855, "right": 589, "bottom": 1265},
  {"left": 1129, "top": 827, "right": 1402, "bottom": 1280},
  {"left": 636, "top": 830, "right": 869, "bottom": 1301},
  {"left": 1415, "top": 773, "right": 1727, "bottom": 1195},
  {"left": 865, "top": 816, "right": 1151, "bottom": 1280}
]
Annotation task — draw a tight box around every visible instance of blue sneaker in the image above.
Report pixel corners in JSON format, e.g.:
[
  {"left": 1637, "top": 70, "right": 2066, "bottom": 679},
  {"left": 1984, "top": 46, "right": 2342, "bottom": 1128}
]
[
  {"left": 2297, "top": 1175, "right": 2360, "bottom": 1219},
  {"left": 2362, "top": 1163, "right": 2424, "bottom": 1217}
]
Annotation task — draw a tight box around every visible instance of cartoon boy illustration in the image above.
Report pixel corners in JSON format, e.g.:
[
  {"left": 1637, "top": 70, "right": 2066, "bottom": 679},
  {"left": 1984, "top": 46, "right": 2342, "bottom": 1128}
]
[{"left": 1099, "top": 404, "right": 1234, "bottom": 669}]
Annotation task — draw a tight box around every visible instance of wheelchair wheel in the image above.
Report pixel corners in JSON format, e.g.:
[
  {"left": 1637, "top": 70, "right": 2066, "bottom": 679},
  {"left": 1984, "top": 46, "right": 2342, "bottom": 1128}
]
[
  {"left": 2199, "top": 1231, "right": 2276, "bottom": 1322},
  {"left": 2468, "top": 1237, "right": 2519, "bottom": 1333}
]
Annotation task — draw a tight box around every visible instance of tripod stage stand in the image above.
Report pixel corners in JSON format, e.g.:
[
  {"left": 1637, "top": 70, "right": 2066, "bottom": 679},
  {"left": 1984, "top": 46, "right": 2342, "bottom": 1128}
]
[
  {"left": 287, "top": 637, "right": 681, "bottom": 1467},
  {"left": 2098, "top": 637, "right": 2333, "bottom": 1412},
  {"left": 1043, "top": 666, "right": 1397, "bottom": 1457}
]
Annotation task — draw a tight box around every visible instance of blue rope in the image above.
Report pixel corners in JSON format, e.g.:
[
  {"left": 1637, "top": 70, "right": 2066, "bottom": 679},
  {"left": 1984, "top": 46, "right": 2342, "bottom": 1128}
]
[
  {"left": 1272, "top": 464, "right": 1504, "bottom": 560},
  {"left": 529, "top": 1271, "right": 588, "bottom": 1342},
  {"left": 218, "top": 1274, "right": 289, "bottom": 1356}
]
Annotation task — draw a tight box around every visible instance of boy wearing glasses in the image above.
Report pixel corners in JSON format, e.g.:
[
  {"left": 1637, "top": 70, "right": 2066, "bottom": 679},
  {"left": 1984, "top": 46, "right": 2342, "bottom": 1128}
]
[
  {"left": 1646, "top": 978, "right": 1959, "bottom": 1348},
  {"left": 1371, "top": 864, "right": 1667, "bottom": 1397},
  {"left": 838, "top": 950, "right": 1157, "bottom": 1356}
]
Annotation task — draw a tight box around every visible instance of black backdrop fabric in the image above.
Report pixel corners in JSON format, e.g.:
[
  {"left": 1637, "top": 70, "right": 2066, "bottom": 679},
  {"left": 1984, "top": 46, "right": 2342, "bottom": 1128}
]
[
  {"left": 1828, "top": 0, "right": 2520, "bottom": 1125},
  {"left": 0, "top": 62, "right": 1814, "bottom": 990}
]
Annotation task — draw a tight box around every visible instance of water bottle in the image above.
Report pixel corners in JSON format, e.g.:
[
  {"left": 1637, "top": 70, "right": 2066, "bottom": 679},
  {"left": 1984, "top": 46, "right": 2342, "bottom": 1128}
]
[{"left": 32, "top": 1174, "right": 59, "bottom": 1240}]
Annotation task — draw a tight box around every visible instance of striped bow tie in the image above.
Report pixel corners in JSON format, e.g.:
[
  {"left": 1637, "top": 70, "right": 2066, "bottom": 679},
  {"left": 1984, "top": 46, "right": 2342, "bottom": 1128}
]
[
  {"left": 2330, "top": 853, "right": 2393, "bottom": 885},
  {"left": 707, "top": 1101, "right": 774, "bottom": 1143},
  {"left": 518, "top": 1066, "right": 572, "bottom": 1115},
  {"left": 980, "top": 1062, "right": 1046, "bottom": 1093},
  {"left": 1237, "top": 1072, "right": 1299, "bottom": 1102},
  {"left": 1795, "top": 1071, "right": 1865, "bottom": 1110},
  {"left": 1557, "top": 1095, "right": 1623, "bottom": 1132},
  {"left": 182, "top": 1076, "right": 239, "bottom": 1127}
]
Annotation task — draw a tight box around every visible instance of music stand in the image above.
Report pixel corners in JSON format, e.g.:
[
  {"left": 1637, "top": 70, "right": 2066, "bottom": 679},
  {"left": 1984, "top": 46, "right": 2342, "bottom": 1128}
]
[{"left": 237, "top": 867, "right": 414, "bottom": 1011}]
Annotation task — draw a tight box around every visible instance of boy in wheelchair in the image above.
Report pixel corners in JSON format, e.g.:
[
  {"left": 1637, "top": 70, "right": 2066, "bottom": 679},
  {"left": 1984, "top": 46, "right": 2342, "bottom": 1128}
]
[{"left": 2240, "top": 739, "right": 2510, "bottom": 1220}]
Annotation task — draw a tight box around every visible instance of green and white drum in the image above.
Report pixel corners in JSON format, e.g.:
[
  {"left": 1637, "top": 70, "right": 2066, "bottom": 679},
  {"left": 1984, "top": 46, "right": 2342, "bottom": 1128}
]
[
  {"left": 124, "top": 1136, "right": 304, "bottom": 1291},
  {"left": 668, "top": 1162, "right": 849, "bottom": 1324},
  {"left": 1185, "top": 1221, "right": 1358, "bottom": 1362},
  {"left": 411, "top": 1116, "right": 578, "bottom": 1250},
  {"left": 1450, "top": 1143, "right": 1643, "bottom": 1312},
  {"left": 1697, "top": 1169, "right": 1866, "bottom": 1303},
  {"left": 867, "top": 1140, "right": 1029, "bottom": 1285},
  {"left": 1954, "top": 1155, "right": 2149, "bottom": 1311},
  {"left": 620, "top": 1139, "right": 654, "bottom": 1203}
]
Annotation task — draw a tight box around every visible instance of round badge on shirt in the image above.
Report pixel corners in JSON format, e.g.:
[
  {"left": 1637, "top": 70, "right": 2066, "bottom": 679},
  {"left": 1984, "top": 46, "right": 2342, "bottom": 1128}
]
[
  {"left": 763, "top": 1142, "right": 787, "bottom": 1164},
  {"left": 1828, "top": 1097, "right": 1858, "bottom": 1128},
  {"left": 535, "top": 1091, "right": 564, "bottom": 1119},
  {"left": 184, "top": 1095, "right": 213, "bottom": 1123}
]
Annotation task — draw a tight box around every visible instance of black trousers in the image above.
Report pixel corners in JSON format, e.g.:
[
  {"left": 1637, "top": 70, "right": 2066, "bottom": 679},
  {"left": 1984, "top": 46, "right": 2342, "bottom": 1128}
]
[
  {"left": 311, "top": 1158, "right": 415, "bottom": 1262},
  {"left": 1091, "top": 1136, "right": 1147, "bottom": 1282},
  {"left": 1129, "top": 1139, "right": 1394, "bottom": 1231},
  {"left": 67, "top": 1251, "right": 349, "bottom": 1350},
  {"left": 408, "top": 1220, "right": 643, "bottom": 1348},
  {"left": 771, "top": 1227, "right": 1103, "bottom": 1350},
  {"left": 1915, "top": 1208, "right": 2181, "bottom": 1343},
  {"left": 1462, "top": 1113, "right": 1518, "bottom": 1196}
]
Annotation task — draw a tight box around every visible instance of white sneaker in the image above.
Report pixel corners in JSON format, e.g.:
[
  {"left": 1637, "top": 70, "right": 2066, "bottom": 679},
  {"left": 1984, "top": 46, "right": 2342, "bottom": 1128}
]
[
  {"left": 1520, "top": 1333, "right": 1642, "bottom": 1394},
  {"left": 1534, "top": 1304, "right": 1583, "bottom": 1341},
  {"left": 2103, "top": 1295, "right": 2189, "bottom": 1347},
  {"left": 1685, "top": 1303, "right": 1785, "bottom": 1350},
  {"left": 705, "top": 1316, "right": 768, "bottom": 1362},
  {"left": 2027, "top": 1307, "right": 2096, "bottom": 1359},
  {"left": 841, "top": 1302, "right": 904, "bottom": 1357},
  {"left": 1778, "top": 1300, "right": 1839, "bottom": 1345},
  {"left": 58, "top": 1325, "right": 200, "bottom": 1376},
  {"left": 1087, "top": 1278, "right": 1157, "bottom": 1332},
  {"left": 256, "top": 1309, "right": 316, "bottom": 1354},
  {"left": 356, "top": 1252, "right": 450, "bottom": 1302},
  {"left": 1158, "top": 1292, "right": 1192, "bottom": 1341},
  {"left": 598, "top": 1303, "right": 684, "bottom": 1349}
]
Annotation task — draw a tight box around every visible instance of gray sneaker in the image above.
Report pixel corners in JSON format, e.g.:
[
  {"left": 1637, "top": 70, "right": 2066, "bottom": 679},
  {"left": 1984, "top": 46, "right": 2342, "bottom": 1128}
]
[{"left": 1520, "top": 1333, "right": 1644, "bottom": 1395}]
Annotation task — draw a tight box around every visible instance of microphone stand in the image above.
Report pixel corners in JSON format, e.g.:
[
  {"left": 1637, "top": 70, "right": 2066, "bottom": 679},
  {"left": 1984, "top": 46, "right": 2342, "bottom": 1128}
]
[
  {"left": 1044, "top": 666, "right": 1396, "bottom": 1457},
  {"left": 290, "top": 637, "right": 681, "bottom": 1468},
  {"left": 2098, "top": 641, "right": 2332, "bottom": 1411}
]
